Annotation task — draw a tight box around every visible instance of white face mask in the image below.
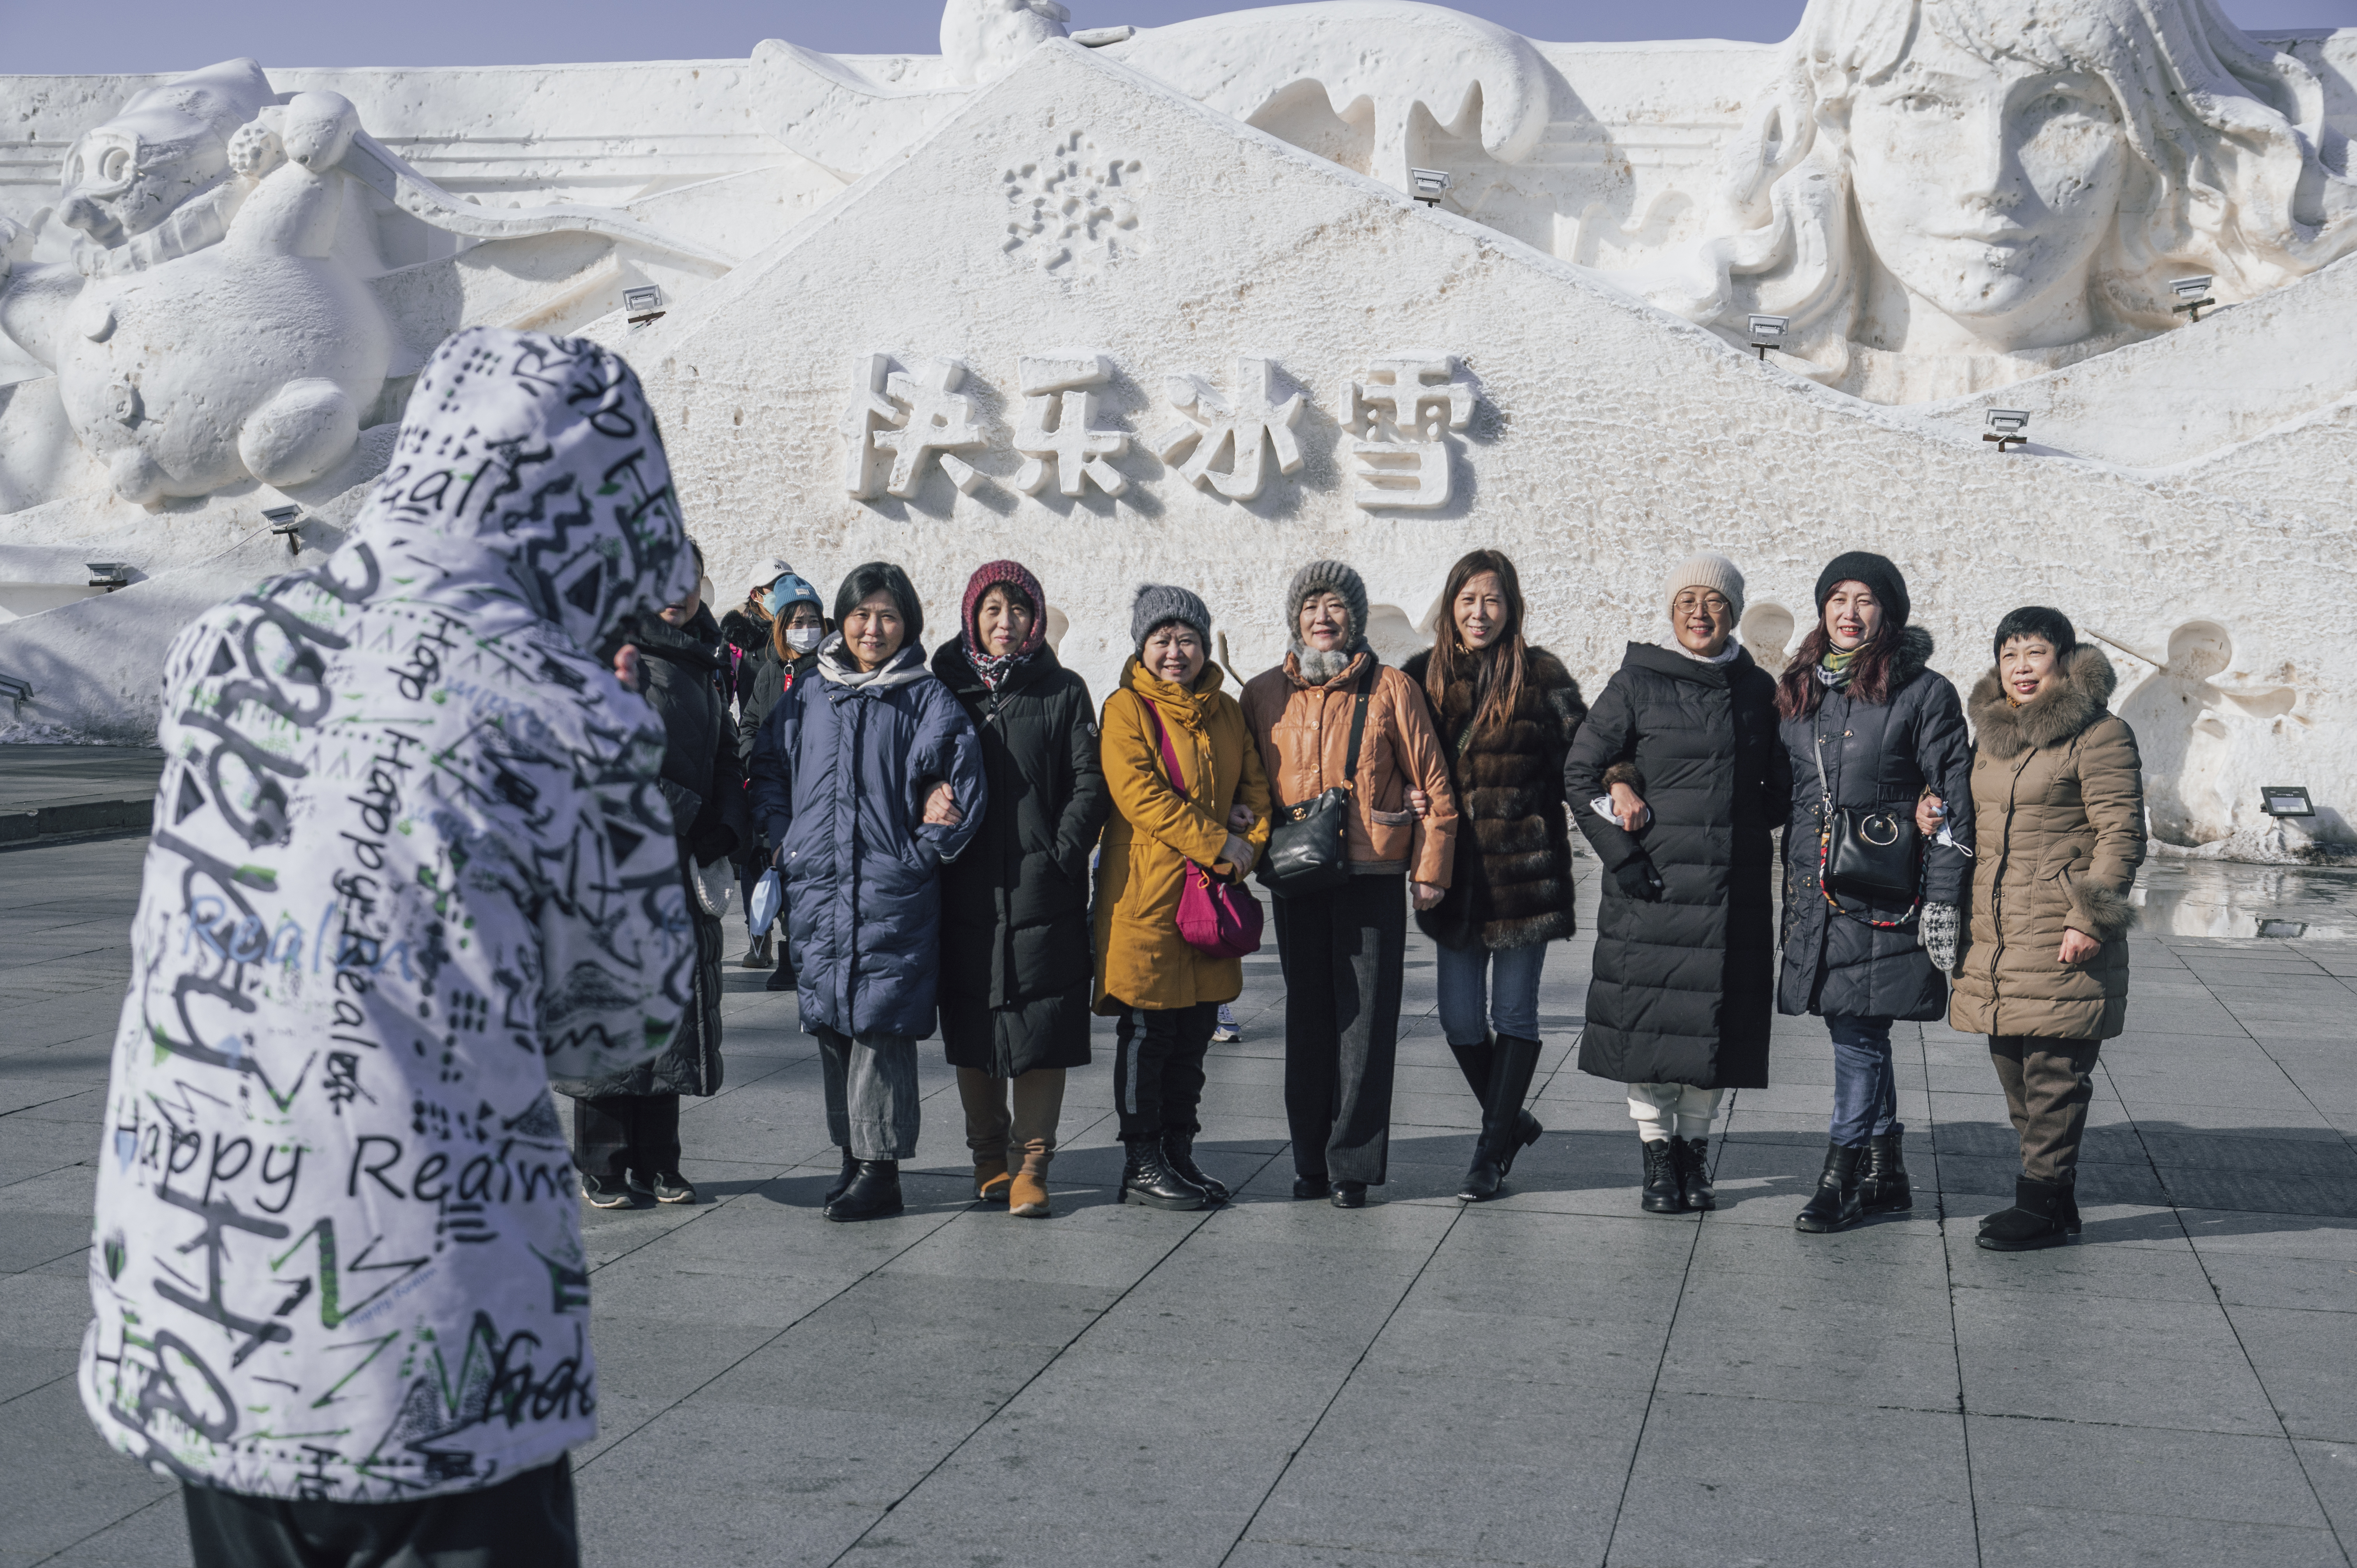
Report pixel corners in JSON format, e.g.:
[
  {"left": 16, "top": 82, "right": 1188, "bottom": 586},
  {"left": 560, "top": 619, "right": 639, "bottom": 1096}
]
[{"left": 784, "top": 625, "right": 825, "bottom": 654}]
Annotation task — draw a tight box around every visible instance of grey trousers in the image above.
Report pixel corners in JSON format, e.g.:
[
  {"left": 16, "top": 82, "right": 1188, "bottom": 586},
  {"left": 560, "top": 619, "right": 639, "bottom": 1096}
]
[
  {"left": 1989, "top": 1035, "right": 2103, "bottom": 1183},
  {"left": 815, "top": 1026, "right": 921, "bottom": 1160},
  {"left": 1273, "top": 873, "right": 1406, "bottom": 1186}
]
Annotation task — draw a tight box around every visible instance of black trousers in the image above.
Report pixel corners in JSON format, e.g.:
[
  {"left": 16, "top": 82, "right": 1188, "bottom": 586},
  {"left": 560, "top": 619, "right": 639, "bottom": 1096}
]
[
  {"left": 572, "top": 1093, "right": 681, "bottom": 1179},
  {"left": 1274, "top": 874, "right": 1406, "bottom": 1185},
  {"left": 1112, "top": 1001, "right": 1217, "bottom": 1141},
  {"left": 185, "top": 1456, "right": 576, "bottom": 1568}
]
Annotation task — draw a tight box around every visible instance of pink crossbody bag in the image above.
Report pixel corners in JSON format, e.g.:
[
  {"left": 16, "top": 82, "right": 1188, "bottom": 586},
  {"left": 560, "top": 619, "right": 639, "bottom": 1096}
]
[{"left": 1135, "top": 694, "right": 1265, "bottom": 960}]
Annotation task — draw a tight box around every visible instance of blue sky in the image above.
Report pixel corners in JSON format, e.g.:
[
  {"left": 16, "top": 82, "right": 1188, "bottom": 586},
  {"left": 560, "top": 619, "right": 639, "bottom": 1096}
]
[{"left": 5, "top": 0, "right": 2350, "bottom": 73}]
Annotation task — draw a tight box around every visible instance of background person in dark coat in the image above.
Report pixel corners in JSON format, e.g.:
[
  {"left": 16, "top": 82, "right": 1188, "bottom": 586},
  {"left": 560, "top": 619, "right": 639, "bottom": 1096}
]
[
  {"left": 750, "top": 561, "right": 986, "bottom": 1222},
  {"left": 736, "top": 571, "right": 827, "bottom": 983},
  {"left": 931, "top": 561, "right": 1110, "bottom": 1218},
  {"left": 1776, "top": 551, "right": 1973, "bottom": 1235},
  {"left": 1400, "top": 549, "right": 1587, "bottom": 1203},
  {"left": 561, "top": 548, "right": 748, "bottom": 1208},
  {"left": 1565, "top": 553, "right": 1788, "bottom": 1216}
]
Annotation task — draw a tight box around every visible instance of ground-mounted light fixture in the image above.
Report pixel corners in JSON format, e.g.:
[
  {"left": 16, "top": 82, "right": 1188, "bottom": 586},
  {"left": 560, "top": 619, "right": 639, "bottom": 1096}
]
[
  {"left": 1408, "top": 168, "right": 1452, "bottom": 206},
  {"left": 2256, "top": 918, "right": 2309, "bottom": 940},
  {"left": 85, "top": 562, "right": 131, "bottom": 591},
  {"left": 262, "top": 504, "right": 304, "bottom": 556},
  {"left": 624, "top": 285, "right": 665, "bottom": 327},
  {"left": 0, "top": 673, "right": 29, "bottom": 717},
  {"left": 2260, "top": 785, "right": 2315, "bottom": 819},
  {"left": 2170, "top": 274, "right": 2216, "bottom": 323},
  {"left": 1747, "top": 313, "right": 1789, "bottom": 361},
  {"left": 1983, "top": 408, "right": 2031, "bottom": 453}
]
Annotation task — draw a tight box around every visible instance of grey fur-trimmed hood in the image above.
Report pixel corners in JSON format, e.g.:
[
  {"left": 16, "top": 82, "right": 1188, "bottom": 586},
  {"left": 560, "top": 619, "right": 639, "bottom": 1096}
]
[{"left": 1968, "top": 645, "right": 2118, "bottom": 759}]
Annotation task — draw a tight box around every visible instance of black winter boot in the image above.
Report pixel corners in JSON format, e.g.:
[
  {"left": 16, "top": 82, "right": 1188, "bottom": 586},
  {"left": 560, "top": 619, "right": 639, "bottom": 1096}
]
[
  {"left": 1978, "top": 1176, "right": 2071, "bottom": 1250},
  {"left": 824, "top": 1160, "right": 903, "bottom": 1222},
  {"left": 1460, "top": 1034, "right": 1544, "bottom": 1202},
  {"left": 1859, "top": 1130, "right": 1913, "bottom": 1214},
  {"left": 1674, "top": 1137, "right": 1717, "bottom": 1211},
  {"left": 1640, "top": 1139, "right": 1686, "bottom": 1214},
  {"left": 1793, "top": 1142, "right": 1865, "bottom": 1233},
  {"left": 822, "top": 1147, "right": 859, "bottom": 1205},
  {"left": 1447, "top": 1036, "right": 1496, "bottom": 1100},
  {"left": 1121, "top": 1138, "right": 1207, "bottom": 1211},
  {"left": 1162, "top": 1130, "right": 1229, "bottom": 1205},
  {"left": 2059, "top": 1181, "right": 2082, "bottom": 1235}
]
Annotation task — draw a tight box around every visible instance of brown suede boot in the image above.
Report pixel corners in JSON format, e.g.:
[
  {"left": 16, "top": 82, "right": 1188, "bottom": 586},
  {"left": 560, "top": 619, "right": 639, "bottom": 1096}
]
[
  {"left": 1008, "top": 1150, "right": 1052, "bottom": 1217},
  {"left": 974, "top": 1157, "right": 1011, "bottom": 1203}
]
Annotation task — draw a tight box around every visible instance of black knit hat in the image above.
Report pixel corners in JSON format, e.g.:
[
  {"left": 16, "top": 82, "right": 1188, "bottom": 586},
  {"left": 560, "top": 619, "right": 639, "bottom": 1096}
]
[
  {"left": 1814, "top": 551, "right": 1910, "bottom": 627},
  {"left": 1991, "top": 606, "right": 2077, "bottom": 663}
]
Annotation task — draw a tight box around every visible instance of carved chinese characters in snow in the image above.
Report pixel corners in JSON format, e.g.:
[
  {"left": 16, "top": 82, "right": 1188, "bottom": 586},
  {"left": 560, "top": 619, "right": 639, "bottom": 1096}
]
[
  {"left": 1348, "top": 353, "right": 1474, "bottom": 510},
  {"left": 1013, "top": 353, "right": 1129, "bottom": 497},
  {"left": 843, "top": 353, "right": 988, "bottom": 499},
  {"left": 1152, "top": 357, "right": 1304, "bottom": 503}
]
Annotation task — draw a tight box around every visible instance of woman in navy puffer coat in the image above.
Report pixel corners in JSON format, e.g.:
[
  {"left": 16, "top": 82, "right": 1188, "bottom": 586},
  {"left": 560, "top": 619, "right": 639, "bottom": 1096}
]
[{"left": 751, "top": 561, "right": 985, "bottom": 1221}]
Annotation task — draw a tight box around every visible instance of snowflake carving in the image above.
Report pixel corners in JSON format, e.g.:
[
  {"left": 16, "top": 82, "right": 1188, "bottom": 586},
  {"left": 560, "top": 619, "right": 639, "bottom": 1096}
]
[{"left": 1002, "top": 133, "right": 1144, "bottom": 276}]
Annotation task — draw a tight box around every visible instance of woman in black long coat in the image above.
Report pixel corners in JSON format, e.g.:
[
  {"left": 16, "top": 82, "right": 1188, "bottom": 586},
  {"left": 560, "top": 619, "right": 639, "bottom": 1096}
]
[
  {"left": 559, "top": 550, "right": 748, "bottom": 1208},
  {"left": 1776, "top": 552, "right": 1973, "bottom": 1234},
  {"left": 931, "top": 561, "right": 1110, "bottom": 1217},
  {"left": 1565, "top": 553, "right": 1787, "bottom": 1216}
]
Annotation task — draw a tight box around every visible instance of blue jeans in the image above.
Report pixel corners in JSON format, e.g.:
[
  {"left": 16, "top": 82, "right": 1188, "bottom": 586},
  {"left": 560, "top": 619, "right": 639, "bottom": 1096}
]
[
  {"left": 1827, "top": 1014, "right": 1900, "bottom": 1146},
  {"left": 1435, "top": 941, "right": 1549, "bottom": 1044}
]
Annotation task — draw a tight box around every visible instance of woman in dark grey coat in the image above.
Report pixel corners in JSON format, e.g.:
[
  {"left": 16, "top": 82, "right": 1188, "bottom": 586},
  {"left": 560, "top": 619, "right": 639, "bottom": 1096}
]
[
  {"left": 1776, "top": 551, "right": 1974, "bottom": 1235},
  {"left": 735, "top": 571, "right": 826, "bottom": 988},
  {"left": 1566, "top": 553, "right": 1788, "bottom": 1216},
  {"left": 931, "top": 561, "right": 1110, "bottom": 1218},
  {"left": 560, "top": 552, "right": 749, "bottom": 1208}
]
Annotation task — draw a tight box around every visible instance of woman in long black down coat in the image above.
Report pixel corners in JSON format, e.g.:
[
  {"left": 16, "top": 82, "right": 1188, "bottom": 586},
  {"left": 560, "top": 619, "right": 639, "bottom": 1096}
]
[
  {"left": 931, "top": 561, "right": 1111, "bottom": 1217},
  {"left": 1565, "top": 553, "right": 1787, "bottom": 1216}
]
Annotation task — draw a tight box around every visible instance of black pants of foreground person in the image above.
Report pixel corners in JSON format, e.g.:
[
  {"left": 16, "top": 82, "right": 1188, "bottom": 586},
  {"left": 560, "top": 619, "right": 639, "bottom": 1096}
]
[
  {"left": 1274, "top": 873, "right": 1406, "bottom": 1186},
  {"left": 573, "top": 1093, "right": 680, "bottom": 1179},
  {"left": 184, "top": 1456, "right": 576, "bottom": 1568},
  {"left": 1113, "top": 1001, "right": 1217, "bottom": 1140}
]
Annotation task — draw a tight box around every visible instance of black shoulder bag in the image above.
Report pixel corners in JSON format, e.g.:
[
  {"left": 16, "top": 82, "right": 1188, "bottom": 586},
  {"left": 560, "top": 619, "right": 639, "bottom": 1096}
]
[
  {"left": 1259, "top": 668, "right": 1373, "bottom": 899},
  {"left": 1813, "top": 730, "right": 1922, "bottom": 928}
]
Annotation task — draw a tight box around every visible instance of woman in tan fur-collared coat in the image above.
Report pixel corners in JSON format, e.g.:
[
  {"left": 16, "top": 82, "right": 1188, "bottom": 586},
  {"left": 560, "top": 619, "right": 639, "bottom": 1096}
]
[{"left": 1945, "top": 606, "right": 2145, "bottom": 1252}]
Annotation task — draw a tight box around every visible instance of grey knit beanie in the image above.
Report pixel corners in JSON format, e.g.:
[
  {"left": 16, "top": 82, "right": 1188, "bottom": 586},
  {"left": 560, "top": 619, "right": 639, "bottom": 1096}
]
[
  {"left": 1131, "top": 583, "right": 1212, "bottom": 651},
  {"left": 1665, "top": 552, "right": 1745, "bottom": 621},
  {"left": 1286, "top": 559, "right": 1369, "bottom": 646}
]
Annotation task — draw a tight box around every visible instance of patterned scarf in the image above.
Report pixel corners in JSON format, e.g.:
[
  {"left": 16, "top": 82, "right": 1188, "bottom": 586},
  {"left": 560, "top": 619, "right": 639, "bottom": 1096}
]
[
  {"left": 1815, "top": 641, "right": 1866, "bottom": 689},
  {"left": 960, "top": 559, "right": 1047, "bottom": 690}
]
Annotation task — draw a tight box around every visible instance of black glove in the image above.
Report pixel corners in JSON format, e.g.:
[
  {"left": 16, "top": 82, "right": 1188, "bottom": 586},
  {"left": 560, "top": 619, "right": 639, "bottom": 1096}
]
[{"left": 1613, "top": 858, "right": 1664, "bottom": 901}]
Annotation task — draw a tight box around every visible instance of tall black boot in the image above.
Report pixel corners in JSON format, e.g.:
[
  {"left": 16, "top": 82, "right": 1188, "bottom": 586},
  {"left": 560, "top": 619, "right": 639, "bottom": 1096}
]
[
  {"left": 1859, "top": 1130, "right": 1912, "bottom": 1213},
  {"left": 1162, "top": 1130, "right": 1228, "bottom": 1205},
  {"left": 822, "top": 1147, "right": 858, "bottom": 1205},
  {"left": 1459, "top": 1034, "right": 1544, "bottom": 1202},
  {"left": 1120, "top": 1137, "right": 1206, "bottom": 1211},
  {"left": 1674, "top": 1137, "right": 1717, "bottom": 1211},
  {"left": 1793, "top": 1142, "right": 1864, "bottom": 1233},
  {"left": 824, "top": 1160, "right": 902, "bottom": 1222},
  {"left": 1978, "top": 1176, "right": 2071, "bottom": 1250},
  {"left": 1447, "top": 1035, "right": 1496, "bottom": 1100},
  {"left": 1640, "top": 1138, "right": 1686, "bottom": 1214}
]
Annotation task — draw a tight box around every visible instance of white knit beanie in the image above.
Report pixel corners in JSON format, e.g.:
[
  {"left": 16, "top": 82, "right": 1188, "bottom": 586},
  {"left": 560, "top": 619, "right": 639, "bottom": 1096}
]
[{"left": 1665, "top": 552, "right": 1745, "bottom": 620}]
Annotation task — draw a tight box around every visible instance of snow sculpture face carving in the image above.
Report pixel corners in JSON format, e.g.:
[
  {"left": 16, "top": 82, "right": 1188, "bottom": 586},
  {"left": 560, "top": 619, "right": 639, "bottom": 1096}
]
[{"left": 1660, "top": 0, "right": 2357, "bottom": 403}]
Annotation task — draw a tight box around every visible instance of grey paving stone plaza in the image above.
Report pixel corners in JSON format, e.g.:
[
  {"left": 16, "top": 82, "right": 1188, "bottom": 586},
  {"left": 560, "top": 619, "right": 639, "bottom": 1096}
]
[{"left": 5, "top": 826, "right": 2356, "bottom": 1566}]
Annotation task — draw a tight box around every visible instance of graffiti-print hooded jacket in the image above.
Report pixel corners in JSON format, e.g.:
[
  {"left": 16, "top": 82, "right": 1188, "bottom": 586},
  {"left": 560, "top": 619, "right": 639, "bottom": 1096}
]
[{"left": 80, "top": 328, "right": 696, "bottom": 1501}]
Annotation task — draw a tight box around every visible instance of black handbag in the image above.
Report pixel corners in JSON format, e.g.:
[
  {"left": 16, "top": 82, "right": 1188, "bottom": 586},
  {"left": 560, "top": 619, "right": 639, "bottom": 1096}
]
[
  {"left": 1259, "top": 668, "right": 1373, "bottom": 898},
  {"left": 1812, "top": 731, "right": 1921, "bottom": 925}
]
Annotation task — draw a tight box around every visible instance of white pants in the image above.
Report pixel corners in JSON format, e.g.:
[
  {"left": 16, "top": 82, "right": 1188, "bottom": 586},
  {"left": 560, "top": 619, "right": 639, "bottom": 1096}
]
[{"left": 1627, "top": 1082, "right": 1724, "bottom": 1142}]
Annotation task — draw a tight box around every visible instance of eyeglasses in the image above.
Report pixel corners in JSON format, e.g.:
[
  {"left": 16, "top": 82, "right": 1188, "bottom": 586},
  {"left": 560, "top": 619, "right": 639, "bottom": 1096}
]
[{"left": 1673, "top": 592, "right": 1733, "bottom": 616}]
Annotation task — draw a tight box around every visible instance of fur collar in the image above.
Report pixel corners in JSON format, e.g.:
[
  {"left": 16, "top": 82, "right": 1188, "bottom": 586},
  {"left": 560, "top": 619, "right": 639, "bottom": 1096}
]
[
  {"left": 1969, "top": 646, "right": 2117, "bottom": 758},
  {"left": 1886, "top": 624, "right": 1935, "bottom": 689}
]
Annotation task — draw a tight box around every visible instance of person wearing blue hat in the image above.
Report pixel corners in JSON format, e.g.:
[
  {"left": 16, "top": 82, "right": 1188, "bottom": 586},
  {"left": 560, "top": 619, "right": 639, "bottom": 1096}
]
[{"left": 735, "top": 569, "right": 829, "bottom": 981}]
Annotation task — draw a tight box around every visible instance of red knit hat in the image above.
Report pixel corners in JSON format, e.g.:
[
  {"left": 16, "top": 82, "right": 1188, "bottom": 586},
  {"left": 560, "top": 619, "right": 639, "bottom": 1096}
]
[{"left": 961, "top": 560, "right": 1046, "bottom": 656}]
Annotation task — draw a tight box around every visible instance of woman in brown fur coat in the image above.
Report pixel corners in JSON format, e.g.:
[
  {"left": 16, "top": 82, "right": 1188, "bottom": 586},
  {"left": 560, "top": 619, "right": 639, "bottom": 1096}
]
[{"left": 1402, "top": 551, "right": 1587, "bottom": 1201}]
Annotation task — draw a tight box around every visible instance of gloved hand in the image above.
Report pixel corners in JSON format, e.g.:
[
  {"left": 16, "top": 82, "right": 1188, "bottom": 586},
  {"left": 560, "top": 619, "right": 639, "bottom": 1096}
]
[
  {"left": 1613, "top": 858, "right": 1664, "bottom": 901},
  {"left": 1922, "top": 900, "right": 1961, "bottom": 973}
]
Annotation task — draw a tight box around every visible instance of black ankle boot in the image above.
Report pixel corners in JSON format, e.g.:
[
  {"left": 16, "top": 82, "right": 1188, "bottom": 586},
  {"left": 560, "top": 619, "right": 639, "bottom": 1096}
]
[
  {"left": 1121, "top": 1138, "right": 1206, "bottom": 1210},
  {"left": 1793, "top": 1142, "right": 1864, "bottom": 1233},
  {"left": 1978, "top": 1176, "right": 2071, "bottom": 1250},
  {"left": 1859, "top": 1130, "right": 1912, "bottom": 1214},
  {"left": 823, "top": 1147, "right": 858, "bottom": 1205},
  {"left": 1675, "top": 1137, "right": 1716, "bottom": 1211},
  {"left": 1162, "top": 1131, "right": 1228, "bottom": 1205},
  {"left": 1641, "top": 1139, "right": 1686, "bottom": 1214},
  {"left": 824, "top": 1160, "right": 902, "bottom": 1222},
  {"left": 2058, "top": 1180, "right": 2081, "bottom": 1235}
]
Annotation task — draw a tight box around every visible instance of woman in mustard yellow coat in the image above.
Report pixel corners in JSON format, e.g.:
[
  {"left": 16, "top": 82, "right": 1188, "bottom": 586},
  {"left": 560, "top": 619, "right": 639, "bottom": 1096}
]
[{"left": 1094, "top": 584, "right": 1271, "bottom": 1211}]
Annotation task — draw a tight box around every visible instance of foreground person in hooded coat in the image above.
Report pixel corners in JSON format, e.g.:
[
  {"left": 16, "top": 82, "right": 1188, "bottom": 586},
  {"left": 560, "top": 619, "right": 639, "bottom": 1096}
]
[
  {"left": 1565, "top": 553, "right": 1787, "bottom": 1216},
  {"left": 555, "top": 543, "right": 748, "bottom": 1210},
  {"left": 932, "top": 561, "right": 1109, "bottom": 1217},
  {"left": 751, "top": 561, "right": 985, "bottom": 1222},
  {"left": 83, "top": 328, "right": 697, "bottom": 1566},
  {"left": 1401, "top": 549, "right": 1587, "bottom": 1202},
  {"left": 1946, "top": 607, "right": 2144, "bottom": 1250},
  {"left": 1776, "top": 551, "right": 1973, "bottom": 1235}
]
